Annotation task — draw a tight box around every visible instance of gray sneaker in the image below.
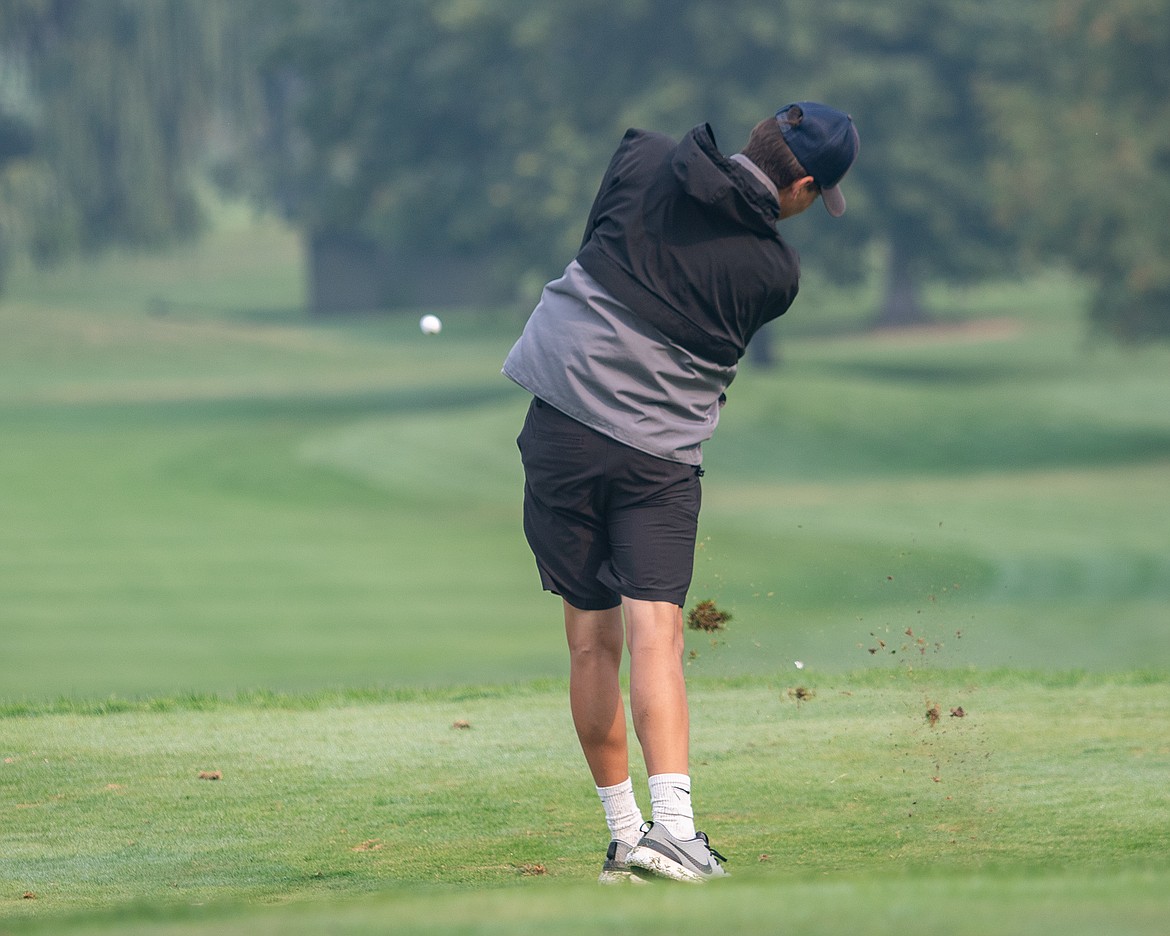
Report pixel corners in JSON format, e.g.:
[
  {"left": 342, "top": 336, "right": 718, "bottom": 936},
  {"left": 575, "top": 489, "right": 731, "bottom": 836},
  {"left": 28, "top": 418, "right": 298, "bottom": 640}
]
[
  {"left": 598, "top": 839, "right": 648, "bottom": 884},
  {"left": 625, "top": 822, "right": 728, "bottom": 883}
]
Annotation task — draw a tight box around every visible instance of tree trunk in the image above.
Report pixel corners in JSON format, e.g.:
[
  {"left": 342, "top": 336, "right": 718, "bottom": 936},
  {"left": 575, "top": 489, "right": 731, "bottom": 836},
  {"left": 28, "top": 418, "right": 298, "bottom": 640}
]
[
  {"left": 747, "top": 322, "right": 780, "bottom": 369},
  {"left": 874, "top": 239, "right": 930, "bottom": 328},
  {"left": 306, "top": 228, "right": 513, "bottom": 315},
  {"left": 307, "top": 230, "right": 390, "bottom": 315}
]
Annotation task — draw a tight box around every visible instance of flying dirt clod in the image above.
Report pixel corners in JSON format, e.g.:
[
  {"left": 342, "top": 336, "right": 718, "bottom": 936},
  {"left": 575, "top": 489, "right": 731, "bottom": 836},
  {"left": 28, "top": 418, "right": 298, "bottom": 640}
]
[{"left": 687, "top": 599, "right": 731, "bottom": 632}]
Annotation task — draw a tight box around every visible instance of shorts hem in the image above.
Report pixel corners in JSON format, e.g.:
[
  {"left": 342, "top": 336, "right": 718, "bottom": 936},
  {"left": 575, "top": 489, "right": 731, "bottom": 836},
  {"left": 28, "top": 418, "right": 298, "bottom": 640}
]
[
  {"left": 618, "top": 591, "right": 686, "bottom": 608},
  {"left": 552, "top": 589, "right": 622, "bottom": 612},
  {"left": 554, "top": 582, "right": 686, "bottom": 611}
]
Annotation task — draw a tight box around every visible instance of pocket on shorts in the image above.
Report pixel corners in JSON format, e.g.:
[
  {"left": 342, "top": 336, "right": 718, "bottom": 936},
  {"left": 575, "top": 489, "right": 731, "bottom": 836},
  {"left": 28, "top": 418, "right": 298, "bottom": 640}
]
[{"left": 524, "top": 398, "right": 590, "bottom": 452}]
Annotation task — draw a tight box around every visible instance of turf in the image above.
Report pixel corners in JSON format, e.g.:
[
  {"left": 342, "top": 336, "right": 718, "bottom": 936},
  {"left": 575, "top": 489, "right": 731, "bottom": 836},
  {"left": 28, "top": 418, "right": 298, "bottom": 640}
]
[{"left": 3, "top": 673, "right": 1169, "bottom": 932}]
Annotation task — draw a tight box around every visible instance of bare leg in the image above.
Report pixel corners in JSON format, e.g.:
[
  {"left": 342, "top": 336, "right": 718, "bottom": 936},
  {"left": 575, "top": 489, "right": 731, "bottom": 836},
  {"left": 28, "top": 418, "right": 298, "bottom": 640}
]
[
  {"left": 623, "top": 598, "right": 689, "bottom": 776},
  {"left": 563, "top": 601, "right": 629, "bottom": 787}
]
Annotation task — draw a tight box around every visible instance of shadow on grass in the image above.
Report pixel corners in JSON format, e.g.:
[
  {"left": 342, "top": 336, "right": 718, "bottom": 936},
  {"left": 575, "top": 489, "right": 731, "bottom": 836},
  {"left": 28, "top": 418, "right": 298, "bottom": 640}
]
[{"left": 0, "top": 382, "right": 518, "bottom": 429}]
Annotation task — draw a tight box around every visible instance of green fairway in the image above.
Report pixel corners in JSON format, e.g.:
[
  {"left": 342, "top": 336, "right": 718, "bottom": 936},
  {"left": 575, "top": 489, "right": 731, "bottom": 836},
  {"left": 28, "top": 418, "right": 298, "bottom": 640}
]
[
  {"left": 2, "top": 673, "right": 1168, "bottom": 932},
  {"left": 1, "top": 215, "right": 1169, "bottom": 932},
  {"left": 1, "top": 219, "right": 1168, "bottom": 702}
]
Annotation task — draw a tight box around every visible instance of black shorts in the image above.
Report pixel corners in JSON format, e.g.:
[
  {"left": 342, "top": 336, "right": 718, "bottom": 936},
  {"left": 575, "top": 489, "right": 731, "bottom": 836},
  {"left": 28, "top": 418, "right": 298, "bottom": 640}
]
[{"left": 516, "top": 398, "right": 702, "bottom": 610}]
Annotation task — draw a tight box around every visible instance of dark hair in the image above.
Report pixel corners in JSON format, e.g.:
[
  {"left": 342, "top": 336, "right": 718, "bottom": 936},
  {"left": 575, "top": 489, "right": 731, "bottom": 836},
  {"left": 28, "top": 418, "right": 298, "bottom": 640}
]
[{"left": 741, "top": 116, "right": 811, "bottom": 190}]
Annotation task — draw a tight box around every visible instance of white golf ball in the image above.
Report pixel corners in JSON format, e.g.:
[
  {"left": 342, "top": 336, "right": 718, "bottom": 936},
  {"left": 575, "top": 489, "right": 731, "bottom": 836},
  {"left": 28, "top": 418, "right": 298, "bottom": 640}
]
[
  {"left": 794, "top": 660, "right": 805, "bottom": 670},
  {"left": 419, "top": 314, "right": 442, "bottom": 335}
]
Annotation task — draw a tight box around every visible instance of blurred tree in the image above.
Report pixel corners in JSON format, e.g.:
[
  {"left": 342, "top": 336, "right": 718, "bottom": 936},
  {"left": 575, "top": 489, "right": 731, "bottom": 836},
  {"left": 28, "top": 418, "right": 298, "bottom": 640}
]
[
  {"left": 248, "top": 0, "right": 737, "bottom": 310},
  {"left": 246, "top": 0, "right": 832, "bottom": 314},
  {"left": 252, "top": 0, "right": 561, "bottom": 309},
  {"left": 0, "top": 1, "right": 44, "bottom": 290},
  {"left": 249, "top": 0, "right": 1035, "bottom": 324},
  {"left": 0, "top": 0, "right": 233, "bottom": 276},
  {"left": 789, "top": 0, "right": 1032, "bottom": 326},
  {"left": 6, "top": 0, "right": 1161, "bottom": 342},
  {"left": 993, "top": 0, "right": 1170, "bottom": 342}
]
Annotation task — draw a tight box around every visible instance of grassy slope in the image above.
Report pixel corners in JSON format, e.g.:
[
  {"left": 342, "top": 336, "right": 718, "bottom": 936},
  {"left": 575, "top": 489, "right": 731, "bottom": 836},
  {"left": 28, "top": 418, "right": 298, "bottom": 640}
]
[
  {"left": 0, "top": 219, "right": 550, "bottom": 698},
  {"left": 2, "top": 673, "right": 1169, "bottom": 931}
]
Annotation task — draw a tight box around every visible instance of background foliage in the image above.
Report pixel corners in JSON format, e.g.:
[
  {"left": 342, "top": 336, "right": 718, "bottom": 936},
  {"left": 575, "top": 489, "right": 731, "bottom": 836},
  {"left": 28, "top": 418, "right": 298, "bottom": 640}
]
[{"left": 1, "top": 0, "right": 1168, "bottom": 333}]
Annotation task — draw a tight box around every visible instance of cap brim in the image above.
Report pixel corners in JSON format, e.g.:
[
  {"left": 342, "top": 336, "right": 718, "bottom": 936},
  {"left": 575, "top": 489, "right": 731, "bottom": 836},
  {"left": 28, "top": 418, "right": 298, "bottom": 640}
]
[{"left": 822, "top": 185, "right": 846, "bottom": 218}]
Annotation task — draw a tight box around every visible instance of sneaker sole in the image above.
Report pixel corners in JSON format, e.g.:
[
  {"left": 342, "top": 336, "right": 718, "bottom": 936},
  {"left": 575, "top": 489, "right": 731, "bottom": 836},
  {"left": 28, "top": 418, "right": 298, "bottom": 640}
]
[
  {"left": 625, "top": 845, "right": 709, "bottom": 883},
  {"left": 598, "top": 868, "right": 649, "bottom": 885}
]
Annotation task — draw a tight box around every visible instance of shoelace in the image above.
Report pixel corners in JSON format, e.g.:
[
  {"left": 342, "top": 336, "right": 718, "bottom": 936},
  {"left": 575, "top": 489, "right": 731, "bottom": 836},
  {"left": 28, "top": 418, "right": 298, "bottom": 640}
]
[{"left": 697, "top": 831, "right": 727, "bottom": 864}]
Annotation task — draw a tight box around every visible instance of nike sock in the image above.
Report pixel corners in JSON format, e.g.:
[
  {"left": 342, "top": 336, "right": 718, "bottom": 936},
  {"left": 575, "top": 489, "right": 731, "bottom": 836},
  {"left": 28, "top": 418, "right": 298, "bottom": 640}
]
[
  {"left": 596, "top": 777, "right": 645, "bottom": 847},
  {"left": 648, "top": 772, "right": 696, "bottom": 840}
]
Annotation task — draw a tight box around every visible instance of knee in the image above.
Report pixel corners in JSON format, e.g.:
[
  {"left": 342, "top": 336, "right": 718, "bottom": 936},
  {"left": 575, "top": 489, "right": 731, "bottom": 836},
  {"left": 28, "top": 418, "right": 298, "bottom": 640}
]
[
  {"left": 625, "top": 604, "right": 685, "bottom": 660},
  {"left": 568, "top": 632, "right": 624, "bottom": 668}
]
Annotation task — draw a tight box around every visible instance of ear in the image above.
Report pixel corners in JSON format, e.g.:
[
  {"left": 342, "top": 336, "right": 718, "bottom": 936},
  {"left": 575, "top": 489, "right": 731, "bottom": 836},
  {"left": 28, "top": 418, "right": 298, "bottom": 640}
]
[
  {"left": 777, "top": 175, "right": 820, "bottom": 219},
  {"left": 781, "top": 175, "right": 816, "bottom": 199}
]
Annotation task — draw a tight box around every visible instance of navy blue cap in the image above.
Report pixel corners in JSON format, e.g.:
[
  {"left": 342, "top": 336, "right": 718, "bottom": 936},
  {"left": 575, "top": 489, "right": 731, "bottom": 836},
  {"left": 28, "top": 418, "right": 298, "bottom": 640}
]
[{"left": 776, "top": 102, "right": 859, "bottom": 217}]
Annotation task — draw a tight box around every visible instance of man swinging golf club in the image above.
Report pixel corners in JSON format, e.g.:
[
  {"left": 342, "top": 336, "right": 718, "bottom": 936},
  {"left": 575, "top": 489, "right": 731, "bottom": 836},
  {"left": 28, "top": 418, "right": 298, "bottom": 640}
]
[{"left": 503, "top": 101, "right": 859, "bottom": 883}]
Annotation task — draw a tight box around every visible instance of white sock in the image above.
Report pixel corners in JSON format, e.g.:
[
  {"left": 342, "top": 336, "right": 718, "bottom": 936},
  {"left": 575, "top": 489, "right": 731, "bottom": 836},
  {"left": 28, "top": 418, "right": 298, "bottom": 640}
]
[
  {"left": 648, "top": 772, "right": 696, "bottom": 840},
  {"left": 596, "top": 778, "right": 645, "bottom": 847}
]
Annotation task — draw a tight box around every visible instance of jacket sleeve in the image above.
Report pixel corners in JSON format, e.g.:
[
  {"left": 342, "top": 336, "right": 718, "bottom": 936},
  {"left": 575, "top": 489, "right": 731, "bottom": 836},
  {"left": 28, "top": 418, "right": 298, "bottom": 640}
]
[{"left": 579, "top": 129, "right": 643, "bottom": 251}]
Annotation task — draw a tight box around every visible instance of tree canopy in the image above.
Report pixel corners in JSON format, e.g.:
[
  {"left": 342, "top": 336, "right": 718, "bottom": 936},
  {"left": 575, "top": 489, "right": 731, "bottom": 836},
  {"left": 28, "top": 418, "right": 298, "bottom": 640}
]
[
  {"left": 993, "top": 0, "right": 1170, "bottom": 341},
  {"left": 245, "top": 0, "right": 1030, "bottom": 313},
  {"left": 0, "top": 0, "right": 231, "bottom": 283},
  {"left": 1, "top": 0, "right": 1167, "bottom": 340}
]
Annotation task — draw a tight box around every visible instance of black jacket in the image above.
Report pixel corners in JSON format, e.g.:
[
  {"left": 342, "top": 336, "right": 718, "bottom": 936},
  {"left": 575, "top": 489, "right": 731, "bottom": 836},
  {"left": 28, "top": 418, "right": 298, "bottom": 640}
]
[{"left": 575, "top": 124, "right": 800, "bottom": 367}]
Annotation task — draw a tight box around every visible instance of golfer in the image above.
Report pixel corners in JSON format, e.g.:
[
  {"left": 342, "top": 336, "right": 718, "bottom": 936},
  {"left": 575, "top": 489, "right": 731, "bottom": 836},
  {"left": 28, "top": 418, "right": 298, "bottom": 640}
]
[{"left": 503, "top": 102, "right": 859, "bottom": 883}]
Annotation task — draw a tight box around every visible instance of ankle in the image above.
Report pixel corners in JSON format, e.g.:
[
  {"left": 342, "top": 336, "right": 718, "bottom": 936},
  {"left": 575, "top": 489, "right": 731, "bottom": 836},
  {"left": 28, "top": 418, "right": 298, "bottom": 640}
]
[
  {"left": 597, "top": 777, "right": 645, "bottom": 847},
  {"left": 647, "top": 773, "right": 696, "bottom": 840}
]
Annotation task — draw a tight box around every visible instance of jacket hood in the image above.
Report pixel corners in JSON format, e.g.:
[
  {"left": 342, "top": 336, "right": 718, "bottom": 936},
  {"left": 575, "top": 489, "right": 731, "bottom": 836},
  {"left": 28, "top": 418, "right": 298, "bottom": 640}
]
[{"left": 671, "top": 124, "right": 781, "bottom": 235}]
